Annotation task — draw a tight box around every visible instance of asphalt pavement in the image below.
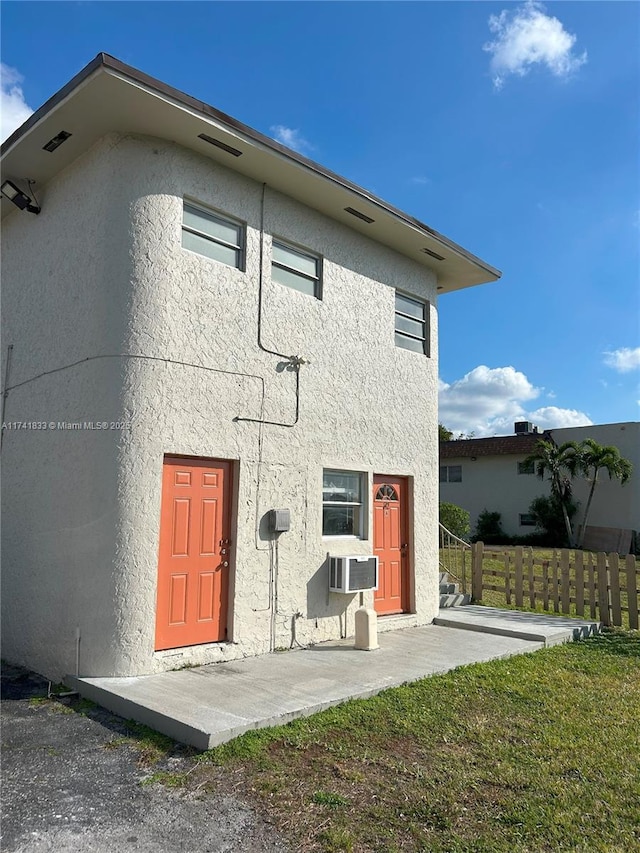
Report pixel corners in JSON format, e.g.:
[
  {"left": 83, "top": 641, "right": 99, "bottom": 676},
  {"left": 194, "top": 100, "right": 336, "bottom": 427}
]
[{"left": 1, "top": 662, "right": 288, "bottom": 853}]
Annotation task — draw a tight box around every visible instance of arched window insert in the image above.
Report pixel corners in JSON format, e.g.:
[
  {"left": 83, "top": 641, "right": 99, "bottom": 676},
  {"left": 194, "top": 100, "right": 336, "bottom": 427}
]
[{"left": 375, "top": 484, "right": 398, "bottom": 501}]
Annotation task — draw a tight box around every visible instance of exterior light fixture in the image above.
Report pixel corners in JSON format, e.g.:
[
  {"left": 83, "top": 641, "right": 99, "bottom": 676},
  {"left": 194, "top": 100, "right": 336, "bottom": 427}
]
[{"left": 1, "top": 180, "right": 40, "bottom": 214}]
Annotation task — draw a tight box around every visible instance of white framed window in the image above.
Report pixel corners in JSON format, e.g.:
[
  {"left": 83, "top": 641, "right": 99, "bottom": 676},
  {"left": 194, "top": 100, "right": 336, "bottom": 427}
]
[
  {"left": 439, "top": 465, "right": 462, "bottom": 483},
  {"left": 395, "top": 292, "right": 429, "bottom": 355},
  {"left": 519, "top": 513, "right": 536, "bottom": 527},
  {"left": 518, "top": 461, "right": 535, "bottom": 475},
  {"left": 272, "top": 240, "right": 321, "bottom": 298},
  {"left": 322, "top": 469, "right": 365, "bottom": 537},
  {"left": 182, "top": 201, "right": 245, "bottom": 269}
]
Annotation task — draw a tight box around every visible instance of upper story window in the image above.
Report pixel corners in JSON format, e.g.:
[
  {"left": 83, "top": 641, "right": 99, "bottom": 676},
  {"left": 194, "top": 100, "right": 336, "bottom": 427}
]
[
  {"left": 439, "top": 465, "right": 462, "bottom": 483},
  {"left": 322, "top": 469, "right": 365, "bottom": 537},
  {"left": 518, "top": 461, "right": 535, "bottom": 475},
  {"left": 272, "top": 240, "right": 322, "bottom": 298},
  {"left": 182, "top": 201, "right": 245, "bottom": 270},
  {"left": 395, "top": 292, "right": 429, "bottom": 355}
]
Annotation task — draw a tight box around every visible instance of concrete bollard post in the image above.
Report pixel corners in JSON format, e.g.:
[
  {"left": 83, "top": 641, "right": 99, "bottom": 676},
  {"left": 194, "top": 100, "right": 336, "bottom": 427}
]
[{"left": 354, "top": 607, "right": 379, "bottom": 651}]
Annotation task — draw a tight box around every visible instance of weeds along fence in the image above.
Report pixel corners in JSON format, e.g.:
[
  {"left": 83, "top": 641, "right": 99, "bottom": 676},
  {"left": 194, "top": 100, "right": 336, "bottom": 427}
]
[{"left": 471, "top": 543, "right": 639, "bottom": 629}]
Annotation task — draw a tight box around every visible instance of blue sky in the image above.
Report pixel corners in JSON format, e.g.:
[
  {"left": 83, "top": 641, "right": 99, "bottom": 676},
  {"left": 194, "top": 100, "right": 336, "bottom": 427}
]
[{"left": 2, "top": 1, "right": 638, "bottom": 436}]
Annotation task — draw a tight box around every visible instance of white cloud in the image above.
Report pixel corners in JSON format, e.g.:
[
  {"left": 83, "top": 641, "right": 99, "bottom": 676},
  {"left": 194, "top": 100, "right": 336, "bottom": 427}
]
[
  {"left": 439, "top": 365, "right": 592, "bottom": 436},
  {"left": 1, "top": 63, "right": 33, "bottom": 142},
  {"left": 603, "top": 347, "right": 640, "bottom": 373},
  {"left": 484, "top": 1, "right": 587, "bottom": 90},
  {"left": 528, "top": 406, "right": 593, "bottom": 430},
  {"left": 439, "top": 365, "right": 538, "bottom": 436},
  {"left": 270, "top": 124, "right": 313, "bottom": 154}
]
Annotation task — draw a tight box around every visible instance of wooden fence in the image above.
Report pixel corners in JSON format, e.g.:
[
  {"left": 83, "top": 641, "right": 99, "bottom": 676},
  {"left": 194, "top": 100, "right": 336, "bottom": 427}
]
[{"left": 471, "top": 543, "right": 639, "bottom": 629}]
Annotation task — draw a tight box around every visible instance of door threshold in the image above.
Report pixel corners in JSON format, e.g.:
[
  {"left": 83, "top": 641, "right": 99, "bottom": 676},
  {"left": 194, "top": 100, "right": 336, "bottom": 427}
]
[{"left": 376, "top": 612, "right": 419, "bottom": 633}]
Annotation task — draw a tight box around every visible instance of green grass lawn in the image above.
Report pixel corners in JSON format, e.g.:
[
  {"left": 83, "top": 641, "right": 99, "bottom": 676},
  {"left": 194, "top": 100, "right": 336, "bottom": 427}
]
[{"left": 157, "top": 630, "right": 640, "bottom": 852}]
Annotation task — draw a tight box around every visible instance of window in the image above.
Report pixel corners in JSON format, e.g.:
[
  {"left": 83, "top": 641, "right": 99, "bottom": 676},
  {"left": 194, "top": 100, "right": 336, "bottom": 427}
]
[
  {"left": 519, "top": 513, "right": 536, "bottom": 527},
  {"left": 395, "top": 292, "right": 429, "bottom": 355},
  {"left": 182, "top": 201, "right": 244, "bottom": 269},
  {"left": 439, "top": 465, "right": 462, "bottom": 483},
  {"left": 272, "top": 240, "right": 321, "bottom": 298},
  {"left": 518, "top": 461, "right": 535, "bottom": 475},
  {"left": 322, "top": 469, "right": 364, "bottom": 537}
]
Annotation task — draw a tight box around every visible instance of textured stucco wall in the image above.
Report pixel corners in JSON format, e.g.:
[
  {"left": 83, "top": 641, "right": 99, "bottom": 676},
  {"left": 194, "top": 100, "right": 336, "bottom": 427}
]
[
  {"left": 2, "top": 133, "right": 440, "bottom": 679},
  {"left": 1, "top": 135, "right": 132, "bottom": 678}
]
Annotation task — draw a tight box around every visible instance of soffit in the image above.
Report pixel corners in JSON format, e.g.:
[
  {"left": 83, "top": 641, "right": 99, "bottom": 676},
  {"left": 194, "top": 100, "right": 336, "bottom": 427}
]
[{"left": 1, "top": 59, "right": 501, "bottom": 293}]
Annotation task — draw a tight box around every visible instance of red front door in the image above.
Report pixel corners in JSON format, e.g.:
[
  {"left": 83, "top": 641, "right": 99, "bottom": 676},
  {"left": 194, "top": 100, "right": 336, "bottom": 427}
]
[
  {"left": 373, "top": 475, "right": 409, "bottom": 615},
  {"left": 155, "top": 457, "right": 232, "bottom": 651}
]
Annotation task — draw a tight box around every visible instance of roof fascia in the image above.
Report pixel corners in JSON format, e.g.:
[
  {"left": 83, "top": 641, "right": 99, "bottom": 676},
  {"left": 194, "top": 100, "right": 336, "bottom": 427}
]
[{"left": 1, "top": 52, "right": 501, "bottom": 284}]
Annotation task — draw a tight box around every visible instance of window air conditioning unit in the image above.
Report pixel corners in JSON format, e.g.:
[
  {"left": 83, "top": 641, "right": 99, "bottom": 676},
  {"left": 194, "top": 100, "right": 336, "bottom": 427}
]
[{"left": 329, "top": 555, "right": 379, "bottom": 593}]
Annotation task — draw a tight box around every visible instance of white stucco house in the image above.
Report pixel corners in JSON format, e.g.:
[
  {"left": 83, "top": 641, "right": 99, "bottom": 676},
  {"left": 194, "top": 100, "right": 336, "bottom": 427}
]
[
  {"left": 1, "top": 54, "right": 500, "bottom": 680},
  {"left": 440, "top": 421, "right": 639, "bottom": 552}
]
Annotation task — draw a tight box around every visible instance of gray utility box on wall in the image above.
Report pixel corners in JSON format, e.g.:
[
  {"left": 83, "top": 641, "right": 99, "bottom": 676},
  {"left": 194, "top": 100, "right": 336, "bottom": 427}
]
[
  {"left": 329, "top": 555, "right": 379, "bottom": 594},
  {"left": 268, "top": 509, "right": 291, "bottom": 533}
]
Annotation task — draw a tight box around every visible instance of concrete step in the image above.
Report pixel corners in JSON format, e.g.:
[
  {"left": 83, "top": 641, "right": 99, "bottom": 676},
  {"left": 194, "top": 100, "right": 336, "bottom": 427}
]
[
  {"left": 376, "top": 612, "right": 420, "bottom": 633},
  {"left": 439, "top": 572, "right": 448, "bottom": 584},
  {"left": 439, "top": 582, "right": 459, "bottom": 595},
  {"left": 434, "top": 605, "right": 601, "bottom": 646},
  {"left": 439, "top": 593, "right": 471, "bottom": 608}
]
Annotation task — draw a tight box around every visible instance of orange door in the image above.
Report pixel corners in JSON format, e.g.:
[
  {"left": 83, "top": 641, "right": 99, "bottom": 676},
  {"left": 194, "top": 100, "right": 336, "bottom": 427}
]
[
  {"left": 155, "top": 457, "right": 232, "bottom": 651},
  {"left": 373, "top": 475, "right": 409, "bottom": 615}
]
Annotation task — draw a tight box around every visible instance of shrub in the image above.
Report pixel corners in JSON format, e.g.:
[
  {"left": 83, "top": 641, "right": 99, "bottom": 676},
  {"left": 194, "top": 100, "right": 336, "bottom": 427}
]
[
  {"left": 473, "top": 509, "right": 508, "bottom": 544},
  {"left": 439, "top": 502, "right": 470, "bottom": 540},
  {"left": 528, "top": 494, "right": 578, "bottom": 548}
]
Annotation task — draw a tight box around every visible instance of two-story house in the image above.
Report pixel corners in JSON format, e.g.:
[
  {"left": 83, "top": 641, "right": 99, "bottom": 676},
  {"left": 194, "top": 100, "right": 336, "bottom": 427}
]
[{"left": 1, "top": 54, "right": 500, "bottom": 680}]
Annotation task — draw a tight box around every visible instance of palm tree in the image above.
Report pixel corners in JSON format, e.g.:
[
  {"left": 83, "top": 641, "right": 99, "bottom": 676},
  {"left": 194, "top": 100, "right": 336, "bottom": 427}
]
[
  {"left": 576, "top": 439, "right": 633, "bottom": 548},
  {"left": 524, "top": 439, "right": 581, "bottom": 546}
]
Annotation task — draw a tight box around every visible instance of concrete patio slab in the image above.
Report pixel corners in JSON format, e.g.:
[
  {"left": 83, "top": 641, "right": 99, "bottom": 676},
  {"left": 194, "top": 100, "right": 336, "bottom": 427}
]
[
  {"left": 68, "top": 609, "right": 600, "bottom": 750},
  {"left": 434, "top": 606, "right": 601, "bottom": 646}
]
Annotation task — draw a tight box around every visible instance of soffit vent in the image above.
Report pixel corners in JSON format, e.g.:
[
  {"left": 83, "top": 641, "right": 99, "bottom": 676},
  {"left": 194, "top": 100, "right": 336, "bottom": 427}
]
[
  {"left": 344, "top": 206, "right": 374, "bottom": 224},
  {"left": 42, "top": 130, "right": 72, "bottom": 152},
  {"left": 197, "top": 133, "right": 243, "bottom": 157},
  {"left": 422, "top": 247, "right": 445, "bottom": 261}
]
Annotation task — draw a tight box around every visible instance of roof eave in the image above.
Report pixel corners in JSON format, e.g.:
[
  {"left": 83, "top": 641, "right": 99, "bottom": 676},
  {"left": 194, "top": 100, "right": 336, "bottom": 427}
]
[{"left": 1, "top": 53, "right": 501, "bottom": 291}]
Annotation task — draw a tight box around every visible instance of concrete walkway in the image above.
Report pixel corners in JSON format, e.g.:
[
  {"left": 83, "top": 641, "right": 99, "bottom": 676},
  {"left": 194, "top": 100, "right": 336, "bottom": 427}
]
[{"left": 69, "top": 609, "right": 600, "bottom": 750}]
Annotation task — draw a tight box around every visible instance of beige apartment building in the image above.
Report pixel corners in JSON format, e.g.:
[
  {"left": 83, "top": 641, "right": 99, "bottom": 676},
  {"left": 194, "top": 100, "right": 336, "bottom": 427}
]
[{"left": 440, "top": 421, "right": 639, "bottom": 552}]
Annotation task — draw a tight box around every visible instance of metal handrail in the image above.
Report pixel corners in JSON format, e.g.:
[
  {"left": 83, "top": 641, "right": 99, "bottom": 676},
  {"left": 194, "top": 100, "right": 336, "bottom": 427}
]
[{"left": 439, "top": 522, "right": 471, "bottom": 593}]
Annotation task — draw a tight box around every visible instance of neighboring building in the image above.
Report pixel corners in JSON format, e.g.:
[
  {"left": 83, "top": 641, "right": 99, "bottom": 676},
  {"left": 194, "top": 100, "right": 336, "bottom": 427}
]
[
  {"left": 440, "top": 421, "right": 639, "bottom": 552},
  {"left": 1, "top": 54, "right": 500, "bottom": 680}
]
